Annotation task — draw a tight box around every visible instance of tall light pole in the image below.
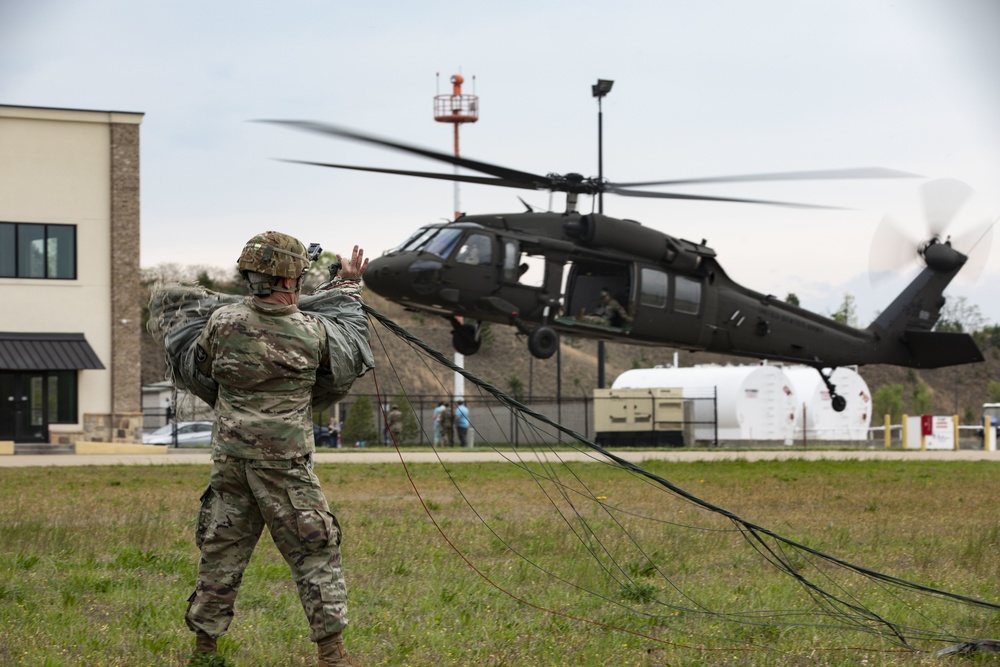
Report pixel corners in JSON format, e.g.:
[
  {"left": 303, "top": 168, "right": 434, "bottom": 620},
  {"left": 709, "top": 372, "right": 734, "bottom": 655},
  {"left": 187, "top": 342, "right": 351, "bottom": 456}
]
[
  {"left": 592, "top": 79, "right": 613, "bottom": 214},
  {"left": 592, "top": 79, "right": 613, "bottom": 387}
]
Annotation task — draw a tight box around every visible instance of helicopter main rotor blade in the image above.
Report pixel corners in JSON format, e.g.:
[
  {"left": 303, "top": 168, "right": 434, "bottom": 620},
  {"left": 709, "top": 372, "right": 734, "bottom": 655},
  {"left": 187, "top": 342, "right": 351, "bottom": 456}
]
[
  {"left": 607, "top": 185, "right": 844, "bottom": 209},
  {"left": 614, "top": 167, "right": 918, "bottom": 189},
  {"left": 261, "top": 120, "right": 552, "bottom": 188},
  {"left": 276, "top": 159, "right": 539, "bottom": 190}
]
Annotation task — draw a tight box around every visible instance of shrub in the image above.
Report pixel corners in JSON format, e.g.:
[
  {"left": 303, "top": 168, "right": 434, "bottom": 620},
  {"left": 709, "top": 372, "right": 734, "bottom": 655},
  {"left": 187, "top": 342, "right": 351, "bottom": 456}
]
[{"left": 342, "top": 396, "right": 377, "bottom": 446}]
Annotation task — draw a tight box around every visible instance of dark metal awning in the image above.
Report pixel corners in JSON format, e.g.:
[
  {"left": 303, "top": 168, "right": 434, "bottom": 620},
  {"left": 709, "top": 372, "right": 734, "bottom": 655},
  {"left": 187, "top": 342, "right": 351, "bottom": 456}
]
[{"left": 0, "top": 332, "right": 105, "bottom": 370}]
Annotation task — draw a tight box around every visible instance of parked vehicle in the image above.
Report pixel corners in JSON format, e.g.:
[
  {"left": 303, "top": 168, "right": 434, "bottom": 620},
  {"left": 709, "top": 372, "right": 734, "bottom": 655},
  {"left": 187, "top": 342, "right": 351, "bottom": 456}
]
[
  {"left": 144, "top": 421, "right": 330, "bottom": 447},
  {"left": 143, "top": 421, "right": 214, "bottom": 446},
  {"left": 314, "top": 423, "right": 331, "bottom": 447}
]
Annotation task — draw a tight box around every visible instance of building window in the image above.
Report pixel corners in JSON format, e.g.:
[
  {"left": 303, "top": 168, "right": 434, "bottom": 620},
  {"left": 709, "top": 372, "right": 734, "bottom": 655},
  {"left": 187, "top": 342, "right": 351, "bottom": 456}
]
[
  {"left": 0, "top": 222, "right": 76, "bottom": 279},
  {"left": 48, "top": 371, "right": 78, "bottom": 423}
]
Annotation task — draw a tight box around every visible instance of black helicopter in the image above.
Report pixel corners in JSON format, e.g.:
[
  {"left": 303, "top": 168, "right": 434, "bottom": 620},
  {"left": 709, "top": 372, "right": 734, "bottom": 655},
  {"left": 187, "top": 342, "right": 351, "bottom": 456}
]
[{"left": 266, "top": 121, "right": 985, "bottom": 411}]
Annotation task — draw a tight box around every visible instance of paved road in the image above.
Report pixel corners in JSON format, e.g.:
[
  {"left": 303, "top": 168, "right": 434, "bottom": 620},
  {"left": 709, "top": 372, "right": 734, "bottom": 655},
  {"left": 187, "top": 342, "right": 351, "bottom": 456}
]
[{"left": 3, "top": 448, "right": 1000, "bottom": 467}]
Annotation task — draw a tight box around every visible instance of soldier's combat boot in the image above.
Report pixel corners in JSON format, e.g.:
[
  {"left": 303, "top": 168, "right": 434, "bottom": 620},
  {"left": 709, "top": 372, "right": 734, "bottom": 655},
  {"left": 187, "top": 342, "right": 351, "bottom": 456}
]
[
  {"left": 317, "top": 633, "right": 362, "bottom": 667},
  {"left": 188, "top": 632, "right": 217, "bottom": 664}
]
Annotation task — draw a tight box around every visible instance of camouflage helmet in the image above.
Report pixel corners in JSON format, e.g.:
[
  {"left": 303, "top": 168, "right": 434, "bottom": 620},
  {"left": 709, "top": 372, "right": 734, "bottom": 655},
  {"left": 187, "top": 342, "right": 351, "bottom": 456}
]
[{"left": 237, "top": 231, "right": 311, "bottom": 280}]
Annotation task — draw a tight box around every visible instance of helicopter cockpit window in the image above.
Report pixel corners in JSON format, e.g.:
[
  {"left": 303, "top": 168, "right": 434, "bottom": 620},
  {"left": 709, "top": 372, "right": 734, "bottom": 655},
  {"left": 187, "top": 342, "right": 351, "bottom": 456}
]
[
  {"left": 392, "top": 226, "right": 439, "bottom": 253},
  {"left": 639, "top": 268, "right": 669, "bottom": 308},
  {"left": 422, "top": 228, "right": 464, "bottom": 259},
  {"left": 455, "top": 233, "right": 493, "bottom": 266},
  {"left": 674, "top": 275, "right": 702, "bottom": 315}
]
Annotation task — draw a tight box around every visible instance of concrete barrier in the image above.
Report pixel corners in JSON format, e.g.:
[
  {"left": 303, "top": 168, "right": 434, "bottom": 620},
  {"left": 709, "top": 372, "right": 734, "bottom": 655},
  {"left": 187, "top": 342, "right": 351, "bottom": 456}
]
[
  {"left": 0, "top": 441, "right": 13, "bottom": 455},
  {"left": 75, "top": 441, "right": 169, "bottom": 455}
]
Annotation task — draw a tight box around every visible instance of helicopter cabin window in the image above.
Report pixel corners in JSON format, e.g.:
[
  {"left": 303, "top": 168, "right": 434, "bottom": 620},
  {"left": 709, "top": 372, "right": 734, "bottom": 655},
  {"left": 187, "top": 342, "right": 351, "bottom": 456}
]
[
  {"left": 639, "top": 268, "right": 669, "bottom": 308},
  {"left": 455, "top": 234, "right": 493, "bottom": 266},
  {"left": 423, "top": 228, "right": 463, "bottom": 259},
  {"left": 674, "top": 275, "right": 702, "bottom": 315}
]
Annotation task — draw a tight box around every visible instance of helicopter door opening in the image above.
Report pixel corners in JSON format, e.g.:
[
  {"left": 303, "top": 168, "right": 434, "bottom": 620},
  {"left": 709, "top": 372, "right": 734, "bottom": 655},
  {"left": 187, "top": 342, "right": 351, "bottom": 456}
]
[
  {"left": 502, "top": 240, "right": 545, "bottom": 288},
  {"left": 562, "top": 260, "right": 634, "bottom": 329},
  {"left": 498, "top": 239, "right": 553, "bottom": 322}
]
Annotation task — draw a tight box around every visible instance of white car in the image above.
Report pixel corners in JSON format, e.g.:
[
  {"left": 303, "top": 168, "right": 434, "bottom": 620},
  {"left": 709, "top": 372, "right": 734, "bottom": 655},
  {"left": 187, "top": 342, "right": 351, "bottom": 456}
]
[{"left": 143, "top": 421, "right": 214, "bottom": 446}]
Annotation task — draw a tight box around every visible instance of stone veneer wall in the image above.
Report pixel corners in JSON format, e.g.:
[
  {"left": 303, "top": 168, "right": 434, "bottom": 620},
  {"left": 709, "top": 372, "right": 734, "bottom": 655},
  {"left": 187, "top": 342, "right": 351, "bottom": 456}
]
[
  {"left": 50, "top": 413, "right": 144, "bottom": 445},
  {"left": 110, "top": 122, "right": 142, "bottom": 415}
]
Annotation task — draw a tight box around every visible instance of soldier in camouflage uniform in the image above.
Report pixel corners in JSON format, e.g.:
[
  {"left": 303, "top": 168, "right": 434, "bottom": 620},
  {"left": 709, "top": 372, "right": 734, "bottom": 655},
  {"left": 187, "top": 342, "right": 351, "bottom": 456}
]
[
  {"left": 386, "top": 405, "right": 403, "bottom": 444},
  {"left": 184, "top": 231, "right": 371, "bottom": 667},
  {"left": 439, "top": 402, "right": 455, "bottom": 447}
]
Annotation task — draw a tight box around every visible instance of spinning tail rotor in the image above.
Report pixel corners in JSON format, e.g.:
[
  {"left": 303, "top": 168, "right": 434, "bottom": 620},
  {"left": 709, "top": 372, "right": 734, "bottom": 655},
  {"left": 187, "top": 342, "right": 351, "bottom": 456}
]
[{"left": 869, "top": 179, "right": 995, "bottom": 284}]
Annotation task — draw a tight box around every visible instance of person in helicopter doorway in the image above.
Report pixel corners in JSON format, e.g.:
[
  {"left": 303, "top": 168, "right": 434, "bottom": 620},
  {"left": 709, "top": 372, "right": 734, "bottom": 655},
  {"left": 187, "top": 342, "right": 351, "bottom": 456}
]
[{"left": 579, "top": 288, "right": 633, "bottom": 327}]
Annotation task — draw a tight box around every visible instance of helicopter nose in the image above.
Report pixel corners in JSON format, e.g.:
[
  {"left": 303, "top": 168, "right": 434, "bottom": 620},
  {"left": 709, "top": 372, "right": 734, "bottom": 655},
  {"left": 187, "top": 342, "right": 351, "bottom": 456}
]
[
  {"left": 364, "top": 253, "right": 444, "bottom": 300},
  {"left": 363, "top": 255, "right": 397, "bottom": 296}
]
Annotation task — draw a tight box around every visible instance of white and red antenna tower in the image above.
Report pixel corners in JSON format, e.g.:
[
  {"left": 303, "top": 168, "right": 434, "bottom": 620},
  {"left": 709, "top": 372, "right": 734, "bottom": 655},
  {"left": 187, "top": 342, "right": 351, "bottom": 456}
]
[
  {"left": 434, "top": 73, "right": 479, "bottom": 220},
  {"left": 435, "top": 73, "right": 479, "bottom": 401}
]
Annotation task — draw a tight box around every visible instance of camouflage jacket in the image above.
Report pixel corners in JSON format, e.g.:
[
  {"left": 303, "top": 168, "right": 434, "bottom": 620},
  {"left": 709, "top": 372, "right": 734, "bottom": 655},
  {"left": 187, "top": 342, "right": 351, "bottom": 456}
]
[{"left": 148, "top": 279, "right": 374, "bottom": 460}]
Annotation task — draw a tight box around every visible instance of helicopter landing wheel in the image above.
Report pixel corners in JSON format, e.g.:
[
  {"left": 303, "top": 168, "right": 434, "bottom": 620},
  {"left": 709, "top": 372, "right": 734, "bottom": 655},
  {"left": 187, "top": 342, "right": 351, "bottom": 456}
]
[
  {"left": 816, "top": 367, "right": 847, "bottom": 412},
  {"left": 451, "top": 323, "right": 482, "bottom": 356},
  {"left": 527, "top": 326, "right": 558, "bottom": 359}
]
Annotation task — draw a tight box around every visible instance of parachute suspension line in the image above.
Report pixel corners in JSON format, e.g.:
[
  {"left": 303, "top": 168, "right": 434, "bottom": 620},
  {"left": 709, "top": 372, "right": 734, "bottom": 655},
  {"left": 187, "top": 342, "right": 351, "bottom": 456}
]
[
  {"left": 364, "top": 314, "right": 737, "bottom": 635},
  {"left": 366, "top": 316, "right": 734, "bottom": 637},
  {"left": 364, "top": 316, "right": 736, "bottom": 654}
]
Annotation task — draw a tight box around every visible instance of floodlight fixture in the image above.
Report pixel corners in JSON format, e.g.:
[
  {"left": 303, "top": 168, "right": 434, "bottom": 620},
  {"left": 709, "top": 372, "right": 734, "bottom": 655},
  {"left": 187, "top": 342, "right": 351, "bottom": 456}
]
[{"left": 592, "top": 79, "right": 614, "bottom": 98}]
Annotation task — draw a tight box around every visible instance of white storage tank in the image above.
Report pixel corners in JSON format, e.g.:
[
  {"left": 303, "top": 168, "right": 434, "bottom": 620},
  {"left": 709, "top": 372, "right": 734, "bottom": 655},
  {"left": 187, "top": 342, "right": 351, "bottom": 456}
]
[
  {"left": 612, "top": 364, "right": 798, "bottom": 442},
  {"left": 783, "top": 366, "right": 872, "bottom": 441}
]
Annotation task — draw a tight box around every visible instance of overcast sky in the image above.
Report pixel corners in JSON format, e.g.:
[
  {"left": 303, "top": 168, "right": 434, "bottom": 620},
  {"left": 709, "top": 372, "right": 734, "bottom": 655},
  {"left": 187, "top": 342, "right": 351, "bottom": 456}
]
[{"left": 3, "top": 0, "right": 999, "bottom": 326}]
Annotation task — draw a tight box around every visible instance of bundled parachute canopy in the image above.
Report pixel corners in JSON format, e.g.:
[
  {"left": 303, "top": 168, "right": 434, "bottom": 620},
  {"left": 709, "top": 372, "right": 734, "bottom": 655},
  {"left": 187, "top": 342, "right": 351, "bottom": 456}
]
[{"left": 147, "top": 282, "right": 374, "bottom": 411}]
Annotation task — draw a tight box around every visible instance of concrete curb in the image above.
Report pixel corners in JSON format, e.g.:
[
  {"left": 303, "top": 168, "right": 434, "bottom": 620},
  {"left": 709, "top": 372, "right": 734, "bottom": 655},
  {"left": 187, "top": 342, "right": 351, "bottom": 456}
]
[{"left": 3, "top": 448, "right": 1000, "bottom": 467}]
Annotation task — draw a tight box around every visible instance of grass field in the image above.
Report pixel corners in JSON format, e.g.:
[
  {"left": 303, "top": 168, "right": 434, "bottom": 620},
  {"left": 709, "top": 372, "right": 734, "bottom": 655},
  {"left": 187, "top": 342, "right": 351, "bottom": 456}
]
[{"left": 2, "top": 457, "right": 999, "bottom": 666}]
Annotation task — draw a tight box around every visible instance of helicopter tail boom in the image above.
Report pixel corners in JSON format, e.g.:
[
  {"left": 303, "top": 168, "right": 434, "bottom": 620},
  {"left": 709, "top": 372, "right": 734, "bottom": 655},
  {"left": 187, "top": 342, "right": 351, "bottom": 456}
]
[{"left": 866, "top": 242, "right": 984, "bottom": 368}]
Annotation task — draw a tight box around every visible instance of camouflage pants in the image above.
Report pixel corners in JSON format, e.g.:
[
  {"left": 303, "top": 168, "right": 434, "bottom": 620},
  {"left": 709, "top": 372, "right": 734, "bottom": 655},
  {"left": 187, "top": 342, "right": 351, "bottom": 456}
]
[{"left": 185, "top": 455, "right": 348, "bottom": 642}]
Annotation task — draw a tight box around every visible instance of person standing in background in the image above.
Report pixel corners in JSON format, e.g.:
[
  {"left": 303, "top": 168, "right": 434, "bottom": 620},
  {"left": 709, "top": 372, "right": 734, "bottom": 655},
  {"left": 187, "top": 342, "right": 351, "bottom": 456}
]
[{"left": 455, "top": 400, "right": 471, "bottom": 447}]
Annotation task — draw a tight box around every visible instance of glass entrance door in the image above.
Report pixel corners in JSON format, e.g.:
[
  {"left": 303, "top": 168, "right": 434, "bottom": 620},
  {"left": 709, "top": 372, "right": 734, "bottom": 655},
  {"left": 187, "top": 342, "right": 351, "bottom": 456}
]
[{"left": 0, "top": 372, "right": 48, "bottom": 443}]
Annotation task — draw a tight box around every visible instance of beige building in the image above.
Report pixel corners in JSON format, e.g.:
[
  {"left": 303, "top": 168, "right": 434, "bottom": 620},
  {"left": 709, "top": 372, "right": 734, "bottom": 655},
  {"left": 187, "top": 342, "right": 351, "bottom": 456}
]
[{"left": 0, "top": 105, "right": 144, "bottom": 444}]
